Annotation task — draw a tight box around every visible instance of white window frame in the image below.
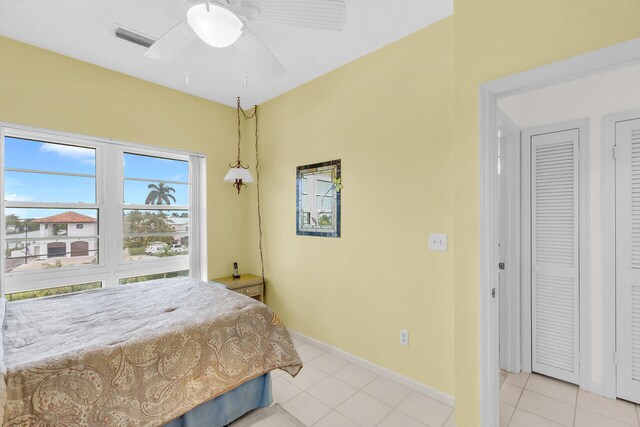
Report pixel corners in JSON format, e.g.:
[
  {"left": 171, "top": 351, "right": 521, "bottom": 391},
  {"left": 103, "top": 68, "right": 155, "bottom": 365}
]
[
  {"left": 114, "top": 147, "right": 191, "bottom": 274},
  {"left": 0, "top": 122, "right": 207, "bottom": 296}
]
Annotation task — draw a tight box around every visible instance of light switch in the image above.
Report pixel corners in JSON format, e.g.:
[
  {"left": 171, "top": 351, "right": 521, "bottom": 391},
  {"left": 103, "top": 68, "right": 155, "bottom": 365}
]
[{"left": 429, "top": 233, "right": 447, "bottom": 252}]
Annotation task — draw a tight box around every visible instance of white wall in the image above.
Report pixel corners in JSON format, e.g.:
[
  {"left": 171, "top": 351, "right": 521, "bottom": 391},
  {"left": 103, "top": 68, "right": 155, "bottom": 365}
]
[{"left": 499, "top": 63, "right": 640, "bottom": 387}]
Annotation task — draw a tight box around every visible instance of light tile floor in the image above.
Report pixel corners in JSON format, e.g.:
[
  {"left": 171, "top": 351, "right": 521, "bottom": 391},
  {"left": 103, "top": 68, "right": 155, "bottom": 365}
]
[
  {"left": 273, "top": 339, "right": 455, "bottom": 426},
  {"left": 499, "top": 370, "right": 640, "bottom": 427}
]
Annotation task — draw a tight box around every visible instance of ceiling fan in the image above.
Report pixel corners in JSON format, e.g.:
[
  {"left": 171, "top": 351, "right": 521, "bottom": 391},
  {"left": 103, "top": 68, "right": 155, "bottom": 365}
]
[{"left": 145, "top": 0, "right": 347, "bottom": 80}]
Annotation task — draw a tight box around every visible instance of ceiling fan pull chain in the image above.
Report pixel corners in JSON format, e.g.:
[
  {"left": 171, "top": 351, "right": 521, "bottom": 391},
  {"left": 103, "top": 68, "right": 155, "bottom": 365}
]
[
  {"left": 185, "top": 21, "right": 190, "bottom": 86},
  {"left": 243, "top": 29, "right": 248, "bottom": 86},
  {"left": 205, "top": 0, "right": 211, "bottom": 12}
]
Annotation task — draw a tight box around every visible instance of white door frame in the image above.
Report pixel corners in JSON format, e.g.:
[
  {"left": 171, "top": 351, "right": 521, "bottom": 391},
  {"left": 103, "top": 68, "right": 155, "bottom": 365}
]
[
  {"left": 479, "top": 37, "right": 640, "bottom": 426},
  {"left": 497, "top": 109, "right": 521, "bottom": 374},
  {"left": 602, "top": 108, "right": 640, "bottom": 399},
  {"left": 519, "top": 119, "right": 591, "bottom": 387}
]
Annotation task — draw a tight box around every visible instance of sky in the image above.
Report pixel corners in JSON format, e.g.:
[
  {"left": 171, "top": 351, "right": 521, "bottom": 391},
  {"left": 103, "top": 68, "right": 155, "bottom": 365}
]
[{"left": 4, "top": 137, "right": 189, "bottom": 220}]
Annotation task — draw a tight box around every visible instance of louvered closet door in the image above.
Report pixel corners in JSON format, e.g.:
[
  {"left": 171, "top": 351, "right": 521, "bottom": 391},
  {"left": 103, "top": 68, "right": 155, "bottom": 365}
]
[
  {"left": 531, "top": 129, "right": 580, "bottom": 384},
  {"left": 616, "top": 118, "right": 640, "bottom": 403}
]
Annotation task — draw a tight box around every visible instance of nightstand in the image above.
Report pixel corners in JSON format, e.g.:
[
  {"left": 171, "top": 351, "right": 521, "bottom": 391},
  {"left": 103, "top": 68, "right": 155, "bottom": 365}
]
[{"left": 211, "top": 274, "right": 264, "bottom": 302}]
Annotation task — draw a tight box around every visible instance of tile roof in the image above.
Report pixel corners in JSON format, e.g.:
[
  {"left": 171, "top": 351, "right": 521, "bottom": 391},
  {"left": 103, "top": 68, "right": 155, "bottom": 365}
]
[{"left": 33, "top": 211, "right": 97, "bottom": 224}]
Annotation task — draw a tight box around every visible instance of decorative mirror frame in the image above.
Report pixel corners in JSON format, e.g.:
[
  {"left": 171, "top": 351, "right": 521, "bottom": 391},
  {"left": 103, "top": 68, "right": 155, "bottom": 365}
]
[{"left": 296, "top": 159, "right": 341, "bottom": 238}]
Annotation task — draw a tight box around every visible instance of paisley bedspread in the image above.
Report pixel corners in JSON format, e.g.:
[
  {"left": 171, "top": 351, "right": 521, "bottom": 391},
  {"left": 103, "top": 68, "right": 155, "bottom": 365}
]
[{"left": 0, "top": 278, "right": 302, "bottom": 426}]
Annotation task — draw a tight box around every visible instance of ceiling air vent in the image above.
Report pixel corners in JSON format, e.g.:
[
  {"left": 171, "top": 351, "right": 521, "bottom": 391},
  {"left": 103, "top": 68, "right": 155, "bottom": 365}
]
[{"left": 113, "top": 26, "right": 155, "bottom": 49}]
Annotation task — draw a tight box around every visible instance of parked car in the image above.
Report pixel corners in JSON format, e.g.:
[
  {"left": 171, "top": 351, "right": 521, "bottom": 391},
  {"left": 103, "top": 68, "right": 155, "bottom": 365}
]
[
  {"left": 145, "top": 242, "right": 168, "bottom": 255},
  {"left": 171, "top": 244, "right": 186, "bottom": 254}
]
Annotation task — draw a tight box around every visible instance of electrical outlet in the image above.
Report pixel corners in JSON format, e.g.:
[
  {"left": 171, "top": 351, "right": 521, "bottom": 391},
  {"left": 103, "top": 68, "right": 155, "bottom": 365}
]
[
  {"left": 429, "top": 233, "right": 447, "bottom": 251},
  {"left": 400, "top": 329, "right": 409, "bottom": 346}
]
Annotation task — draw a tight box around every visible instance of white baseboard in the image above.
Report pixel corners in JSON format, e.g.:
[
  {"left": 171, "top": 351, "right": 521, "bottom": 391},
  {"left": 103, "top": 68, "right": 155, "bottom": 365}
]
[{"left": 289, "top": 330, "right": 456, "bottom": 408}]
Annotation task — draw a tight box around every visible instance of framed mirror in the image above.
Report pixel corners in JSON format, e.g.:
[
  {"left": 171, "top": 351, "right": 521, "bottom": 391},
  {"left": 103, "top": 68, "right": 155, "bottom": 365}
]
[{"left": 296, "top": 159, "right": 341, "bottom": 238}]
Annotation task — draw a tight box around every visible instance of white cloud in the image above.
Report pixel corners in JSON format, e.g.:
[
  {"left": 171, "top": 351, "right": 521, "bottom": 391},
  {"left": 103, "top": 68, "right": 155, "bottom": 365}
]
[
  {"left": 40, "top": 144, "right": 95, "bottom": 164},
  {"left": 5, "top": 193, "right": 33, "bottom": 202}
]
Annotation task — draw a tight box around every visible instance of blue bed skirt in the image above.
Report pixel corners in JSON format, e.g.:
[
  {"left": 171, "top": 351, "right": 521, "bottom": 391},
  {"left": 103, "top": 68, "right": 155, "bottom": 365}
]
[{"left": 163, "top": 373, "right": 273, "bottom": 427}]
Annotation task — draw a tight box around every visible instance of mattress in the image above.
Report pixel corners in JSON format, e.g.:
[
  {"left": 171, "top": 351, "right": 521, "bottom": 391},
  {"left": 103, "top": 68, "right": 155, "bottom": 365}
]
[{"left": 0, "top": 278, "right": 302, "bottom": 426}]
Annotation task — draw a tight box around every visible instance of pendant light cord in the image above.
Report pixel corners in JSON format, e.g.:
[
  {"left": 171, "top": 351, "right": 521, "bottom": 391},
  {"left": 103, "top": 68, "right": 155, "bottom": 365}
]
[
  {"left": 237, "top": 98, "right": 265, "bottom": 291},
  {"left": 254, "top": 107, "right": 265, "bottom": 289},
  {"left": 236, "top": 97, "right": 242, "bottom": 163}
]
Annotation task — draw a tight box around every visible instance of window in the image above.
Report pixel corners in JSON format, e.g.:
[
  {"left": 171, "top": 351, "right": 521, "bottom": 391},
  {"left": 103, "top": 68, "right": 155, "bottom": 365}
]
[
  {"left": 1, "top": 125, "right": 207, "bottom": 297},
  {"left": 5, "top": 282, "right": 102, "bottom": 301},
  {"left": 3, "top": 136, "right": 98, "bottom": 273},
  {"left": 118, "top": 269, "right": 189, "bottom": 285},
  {"left": 122, "top": 154, "right": 189, "bottom": 264}
]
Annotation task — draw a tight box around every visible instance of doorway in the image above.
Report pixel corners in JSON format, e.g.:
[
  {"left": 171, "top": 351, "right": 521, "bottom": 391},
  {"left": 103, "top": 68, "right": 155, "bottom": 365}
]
[{"left": 480, "top": 38, "right": 640, "bottom": 426}]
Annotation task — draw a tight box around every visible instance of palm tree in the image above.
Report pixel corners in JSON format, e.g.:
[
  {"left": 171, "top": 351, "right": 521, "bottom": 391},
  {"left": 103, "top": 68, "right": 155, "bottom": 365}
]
[{"left": 145, "top": 183, "right": 176, "bottom": 205}]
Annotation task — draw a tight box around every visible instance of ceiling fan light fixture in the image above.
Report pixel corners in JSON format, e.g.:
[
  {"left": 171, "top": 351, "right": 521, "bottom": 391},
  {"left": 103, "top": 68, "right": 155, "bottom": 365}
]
[{"left": 187, "top": 3, "right": 243, "bottom": 48}]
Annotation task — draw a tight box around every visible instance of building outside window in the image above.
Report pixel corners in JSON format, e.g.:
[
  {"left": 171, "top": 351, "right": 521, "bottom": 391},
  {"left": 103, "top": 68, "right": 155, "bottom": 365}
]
[{"left": 1, "top": 125, "right": 207, "bottom": 300}]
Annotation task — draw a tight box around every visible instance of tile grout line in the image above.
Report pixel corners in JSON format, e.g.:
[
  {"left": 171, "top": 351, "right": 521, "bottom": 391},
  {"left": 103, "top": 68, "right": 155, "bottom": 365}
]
[
  {"left": 441, "top": 412, "right": 455, "bottom": 427},
  {"left": 374, "top": 410, "right": 394, "bottom": 427},
  {"left": 505, "top": 372, "right": 634, "bottom": 427},
  {"left": 573, "top": 404, "right": 640, "bottom": 427},
  {"left": 291, "top": 331, "right": 454, "bottom": 408},
  {"left": 296, "top": 344, "right": 326, "bottom": 364},
  {"left": 306, "top": 374, "right": 360, "bottom": 426},
  {"left": 514, "top": 388, "right": 638, "bottom": 427},
  {"left": 514, "top": 387, "right": 576, "bottom": 427},
  {"left": 573, "top": 388, "right": 580, "bottom": 427},
  {"left": 295, "top": 342, "right": 444, "bottom": 427},
  {"left": 372, "top": 388, "right": 430, "bottom": 427},
  {"left": 309, "top": 409, "right": 335, "bottom": 427},
  {"left": 322, "top": 352, "right": 404, "bottom": 412},
  {"left": 273, "top": 376, "right": 303, "bottom": 407},
  {"left": 300, "top": 345, "right": 385, "bottom": 427},
  {"left": 506, "top": 407, "right": 514, "bottom": 427},
  {"left": 328, "top": 366, "right": 378, "bottom": 391},
  {"left": 502, "top": 374, "right": 518, "bottom": 426},
  {"left": 513, "top": 406, "right": 568, "bottom": 427},
  {"left": 302, "top": 390, "right": 332, "bottom": 427}
]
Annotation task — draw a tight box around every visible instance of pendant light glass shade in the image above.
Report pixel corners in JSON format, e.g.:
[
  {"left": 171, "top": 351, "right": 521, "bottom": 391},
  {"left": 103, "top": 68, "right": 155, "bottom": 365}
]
[
  {"left": 224, "top": 167, "right": 254, "bottom": 183},
  {"left": 187, "top": 3, "right": 244, "bottom": 48}
]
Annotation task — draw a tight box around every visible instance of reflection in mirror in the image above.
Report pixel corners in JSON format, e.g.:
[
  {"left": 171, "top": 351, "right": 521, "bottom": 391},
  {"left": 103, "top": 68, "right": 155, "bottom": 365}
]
[{"left": 296, "top": 159, "right": 341, "bottom": 238}]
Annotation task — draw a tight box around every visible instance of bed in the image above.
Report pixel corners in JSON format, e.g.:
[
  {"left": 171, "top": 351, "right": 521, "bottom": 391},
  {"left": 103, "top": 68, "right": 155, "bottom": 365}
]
[{"left": 0, "top": 278, "right": 302, "bottom": 426}]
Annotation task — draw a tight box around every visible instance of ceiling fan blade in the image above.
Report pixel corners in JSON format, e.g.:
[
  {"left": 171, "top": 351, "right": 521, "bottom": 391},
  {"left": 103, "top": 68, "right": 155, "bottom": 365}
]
[
  {"left": 145, "top": 20, "right": 197, "bottom": 60},
  {"left": 241, "top": 27, "right": 286, "bottom": 80},
  {"left": 242, "top": 0, "right": 346, "bottom": 31}
]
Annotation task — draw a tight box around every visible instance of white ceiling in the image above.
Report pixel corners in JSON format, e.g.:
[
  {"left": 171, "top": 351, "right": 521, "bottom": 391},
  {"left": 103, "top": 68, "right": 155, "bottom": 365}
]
[{"left": 0, "top": 0, "right": 453, "bottom": 107}]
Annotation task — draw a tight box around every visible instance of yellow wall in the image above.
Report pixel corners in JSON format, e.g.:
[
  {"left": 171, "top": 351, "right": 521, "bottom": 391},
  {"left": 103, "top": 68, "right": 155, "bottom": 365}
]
[
  {"left": 0, "top": 36, "right": 246, "bottom": 279},
  {"left": 453, "top": 1, "right": 640, "bottom": 425},
  {"left": 247, "top": 1, "right": 640, "bottom": 424},
  {"left": 246, "top": 19, "right": 456, "bottom": 395},
  {"left": 8, "top": 1, "right": 640, "bottom": 423}
]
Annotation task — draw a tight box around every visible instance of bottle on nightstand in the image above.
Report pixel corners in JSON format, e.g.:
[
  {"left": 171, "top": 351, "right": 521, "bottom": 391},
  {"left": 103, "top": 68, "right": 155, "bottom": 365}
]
[{"left": 232, "top": 262, "right": 240, "bottom": 279}]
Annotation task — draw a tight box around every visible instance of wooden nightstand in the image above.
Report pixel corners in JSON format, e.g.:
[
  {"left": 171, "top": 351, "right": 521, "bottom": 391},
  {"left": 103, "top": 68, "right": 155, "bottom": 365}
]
[{"left": 211, "top": 274, "right": 264, "bottom": 302}]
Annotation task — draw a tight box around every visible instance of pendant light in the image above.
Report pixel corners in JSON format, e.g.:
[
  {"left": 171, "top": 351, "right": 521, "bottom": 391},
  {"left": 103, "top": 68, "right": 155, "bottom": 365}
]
[
  {"left": 223, "top": 97, "right": 266, "bottom": 298},
  {"left": 224, "top": 97, "right": 254, "bottom": 193}
]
